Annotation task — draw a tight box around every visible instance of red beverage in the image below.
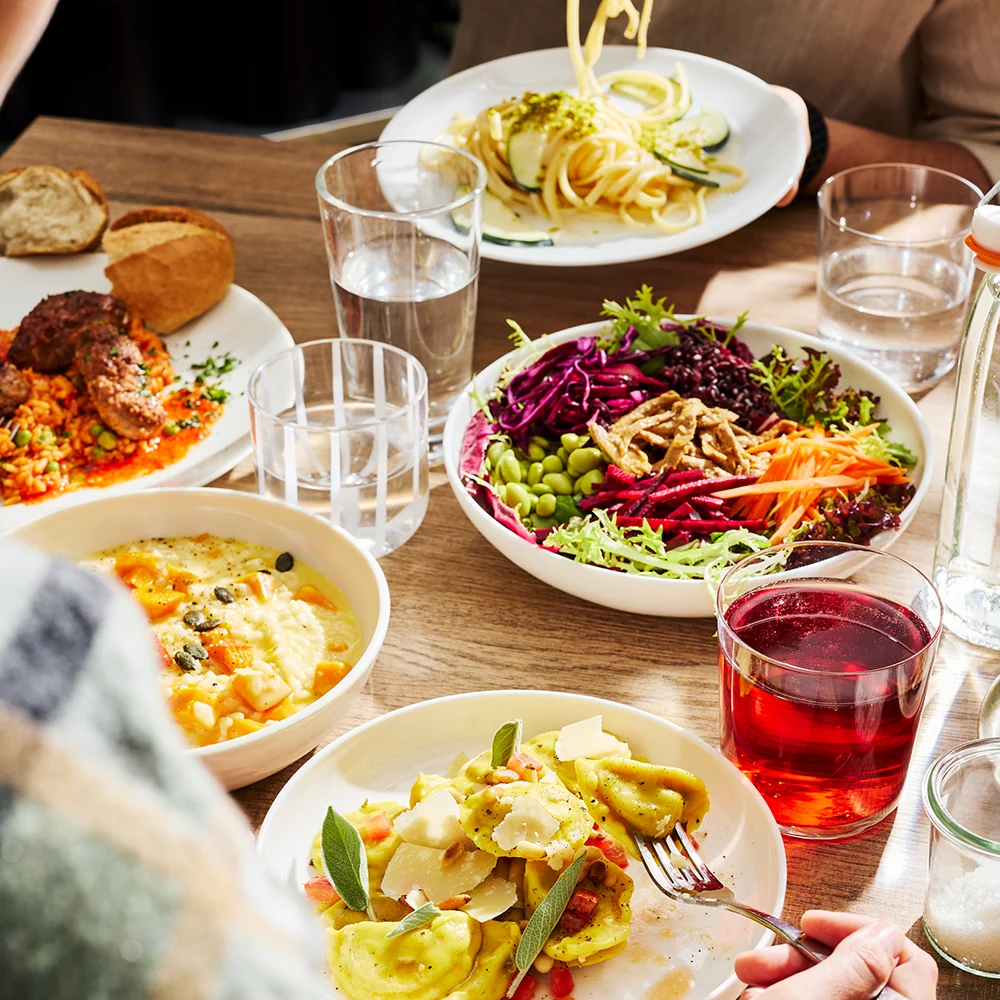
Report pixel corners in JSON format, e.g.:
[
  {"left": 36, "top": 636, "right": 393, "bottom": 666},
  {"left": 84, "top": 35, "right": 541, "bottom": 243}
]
[{"left": 719, "top": 581, "right": 936, "bottom": 837}]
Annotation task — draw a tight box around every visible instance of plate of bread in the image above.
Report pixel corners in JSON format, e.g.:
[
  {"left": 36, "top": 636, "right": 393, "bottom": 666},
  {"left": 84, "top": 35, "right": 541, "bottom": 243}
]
[{"left": 0, "top": 165, "right": 294, "bottom": 529}]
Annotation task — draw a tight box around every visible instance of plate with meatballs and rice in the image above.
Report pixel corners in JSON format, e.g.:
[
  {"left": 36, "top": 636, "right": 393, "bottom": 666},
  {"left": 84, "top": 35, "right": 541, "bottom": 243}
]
[{"left": 0, "top": 166, "right": 294, "bottom": 528}]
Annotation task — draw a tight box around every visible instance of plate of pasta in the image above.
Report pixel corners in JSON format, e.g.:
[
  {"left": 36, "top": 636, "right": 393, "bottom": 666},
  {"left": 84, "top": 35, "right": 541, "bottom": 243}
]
[{"left": 380, "top": 0, "right": 806, "bottom": 266}]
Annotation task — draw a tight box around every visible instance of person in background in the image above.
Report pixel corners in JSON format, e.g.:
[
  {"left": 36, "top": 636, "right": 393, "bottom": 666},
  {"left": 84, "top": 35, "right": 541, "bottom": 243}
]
[{"left": 452, "top": 0, "right": 998, "bottom": 202}]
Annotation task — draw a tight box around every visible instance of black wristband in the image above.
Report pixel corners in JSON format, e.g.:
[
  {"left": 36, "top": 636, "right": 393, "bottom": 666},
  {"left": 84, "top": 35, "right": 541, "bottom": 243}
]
[{"left": 799, "top": 99, "right": 830, "bottom": 191}]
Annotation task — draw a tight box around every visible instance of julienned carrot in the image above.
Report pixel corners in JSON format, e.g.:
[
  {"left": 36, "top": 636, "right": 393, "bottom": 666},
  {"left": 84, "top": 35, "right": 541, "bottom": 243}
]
[{"left": 713, "top": 427, "right": 910, "bottom": 544}]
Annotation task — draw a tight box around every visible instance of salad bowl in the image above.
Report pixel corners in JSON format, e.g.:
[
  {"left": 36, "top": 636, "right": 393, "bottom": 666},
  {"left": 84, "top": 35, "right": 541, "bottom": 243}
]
[
  {"left": 256, "top": 689, "right": 787, "bottom": 1000},
  {"left": 444, "top": 319, "right": 932, "bottom": 617}
]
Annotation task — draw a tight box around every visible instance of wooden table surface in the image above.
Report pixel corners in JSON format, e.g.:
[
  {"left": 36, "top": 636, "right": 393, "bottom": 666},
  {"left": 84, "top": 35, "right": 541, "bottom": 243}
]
[{"left": 5, "top": 116, "right": 998, "bottom": 998}]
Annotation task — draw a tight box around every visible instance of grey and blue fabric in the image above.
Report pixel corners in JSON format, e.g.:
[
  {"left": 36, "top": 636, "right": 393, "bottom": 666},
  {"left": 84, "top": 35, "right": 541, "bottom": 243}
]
[{"left": 0, "top": 541, "right": 323, "bottom": 1000}]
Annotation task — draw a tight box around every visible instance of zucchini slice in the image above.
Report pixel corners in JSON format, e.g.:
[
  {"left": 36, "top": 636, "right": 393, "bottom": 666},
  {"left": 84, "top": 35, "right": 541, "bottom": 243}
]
[
  {"left": 608, "top": 76, "right": 691, "bottom": 123},
  {"left": 450, "top": 187, "right": 554, "bottom": 247},
  {"left": 662, "top": 109, "right": 730, "bottom": 153},
  {"left": 507, "top": 128, "right": 547, "bottom": 193},
  {"left": 663, "top": 148, "right": 709, "bottom": 174}
]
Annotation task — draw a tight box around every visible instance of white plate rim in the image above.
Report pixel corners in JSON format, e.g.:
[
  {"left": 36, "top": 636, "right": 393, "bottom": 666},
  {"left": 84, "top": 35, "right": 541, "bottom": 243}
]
[
  {"left": 381, "top": 45, "right": 806, "bottom": 267},
  {"left": 443, "top": 317, "right": 933, "bottom": 610},
  {"left": 256, "top": 688, "right": 788, "bottom": 1000}
]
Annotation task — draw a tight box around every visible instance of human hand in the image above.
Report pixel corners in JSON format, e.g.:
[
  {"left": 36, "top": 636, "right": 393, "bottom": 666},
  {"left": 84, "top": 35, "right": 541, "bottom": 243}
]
[
  {"left": 735, "top": 910, "right": 938, "bottom": 999},
  {"left": 769, "top": 85, "right": 810, "bottom": 207}
]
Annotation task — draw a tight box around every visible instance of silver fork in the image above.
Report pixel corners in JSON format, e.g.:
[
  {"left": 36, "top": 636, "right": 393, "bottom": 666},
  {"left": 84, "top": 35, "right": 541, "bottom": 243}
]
[
  {"left": 634, "top": 825, "right": 904, "bottom": 999},
  {"left": 0, "top": 415, "right": 18, "bottom": 440}
]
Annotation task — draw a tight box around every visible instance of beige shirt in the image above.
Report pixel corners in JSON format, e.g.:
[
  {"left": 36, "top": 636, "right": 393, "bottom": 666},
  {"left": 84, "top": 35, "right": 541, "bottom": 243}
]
[{"left": 452, "top": 0, "right": 1000, "bottom": 181}]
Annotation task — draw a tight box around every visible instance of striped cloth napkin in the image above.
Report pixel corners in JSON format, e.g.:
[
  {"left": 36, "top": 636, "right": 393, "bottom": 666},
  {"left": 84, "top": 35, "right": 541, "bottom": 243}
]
[{"left": 0, "top": 540, "right": 323, "bottom": 999}]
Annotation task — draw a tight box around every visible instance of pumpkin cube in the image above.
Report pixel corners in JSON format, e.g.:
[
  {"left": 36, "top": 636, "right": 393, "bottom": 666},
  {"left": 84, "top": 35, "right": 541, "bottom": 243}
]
[
  {"left": 205, "top": 637, "right": 254, "bottom": 674},
  {"left": 134, "top": 587, "right": 184, "bottom": 621},
  {"left": 235, "top": 571, "right": 276, "bottom": 602},
  {"left": 314, "top": 660, "right": 351, "bottom": 697},
  {"left": 293, "top": 585, "right": 337, "bottom": 612},
  {"left": 227, "top": 717, "right": 265, "bottom": 739},
  {"left": 232, "top": 670, "right": 292, "bottom": 713}
]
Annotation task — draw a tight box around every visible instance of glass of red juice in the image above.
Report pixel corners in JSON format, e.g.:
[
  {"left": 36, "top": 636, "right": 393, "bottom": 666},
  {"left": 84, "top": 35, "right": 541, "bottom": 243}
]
[{"left": 716, "top": 541, "right": 942, "bottom": 840}]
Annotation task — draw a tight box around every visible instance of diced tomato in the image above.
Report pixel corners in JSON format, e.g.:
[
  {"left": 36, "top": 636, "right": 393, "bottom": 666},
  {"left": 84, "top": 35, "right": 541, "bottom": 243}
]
[
  {"left": 303, "top": 876, "right": 341, "bottom": 905},
  {"left": 559, "top": 888, "right": 600, "bottom": 933},
  {"left": 510, "top": 974, "right": 537, "bottom": 1000},
  {"left": 586, "top": 831, "right": 629, "bottom": 869},
  {"left": 507, "top": 751, "right": 544, "bottom": 780},
  {"left": 550, "top": 962, "right": 574, "bottom": 998},
  {"left": 361, "top": 812, "right": 393, "bottom": 843}
]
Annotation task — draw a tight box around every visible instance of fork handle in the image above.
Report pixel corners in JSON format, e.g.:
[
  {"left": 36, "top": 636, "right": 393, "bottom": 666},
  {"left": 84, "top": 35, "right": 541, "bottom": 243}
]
[{"left": 725, "top": 902, "right": 907, "bottom": 1000}]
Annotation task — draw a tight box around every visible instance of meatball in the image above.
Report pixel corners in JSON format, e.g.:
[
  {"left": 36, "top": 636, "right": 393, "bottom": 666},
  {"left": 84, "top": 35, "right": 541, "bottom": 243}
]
[
  {"left": 75, "top": 322, "right": 166, "bottom": 440},
  {"left": 0, "top": 360, "right": 30, "bottom": 417},
  {"left": 8, "top": 291, "right": 128, "bottom": 373}
]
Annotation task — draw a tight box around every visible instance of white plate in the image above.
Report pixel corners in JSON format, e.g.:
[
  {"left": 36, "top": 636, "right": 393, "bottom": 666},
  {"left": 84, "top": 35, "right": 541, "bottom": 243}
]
[
  {"left": 381, "top": 46, "right": 806, "bottom": 267},
  {"left": 257, "top": 690, "right": 786, "bottom": 1000},
  {"left": 444, "top": 320, "right": 933, "bottom": 617},
  {"left": 0, "top": 254, "right": 294, "bottom": 530}
]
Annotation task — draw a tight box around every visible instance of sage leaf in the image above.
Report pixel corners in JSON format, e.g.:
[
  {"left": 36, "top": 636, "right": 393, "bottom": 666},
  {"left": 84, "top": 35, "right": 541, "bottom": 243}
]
[
  {"left": 385, "top": 902, "right": 442, "bottom": 939},
  {"left": 508, "top": 852, "right": 586, "bottom": 996},
  {"left": 491, "top": 719, "right": 523, "bottom": 769},
  {"left": 321, "top": 806, "right": 370, "bottom": 913}
]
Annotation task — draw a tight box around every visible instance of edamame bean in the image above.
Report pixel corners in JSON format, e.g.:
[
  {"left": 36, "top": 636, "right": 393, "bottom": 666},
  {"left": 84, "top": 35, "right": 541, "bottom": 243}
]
[
  {"left": 560, "top": 432, "right": 585, "bottom": 452},
  {"left": 556, "top": 446, "right": 569, "bottom": 465},
  {"left": 497, "top": 450, "right": 522, "bottom": 484},
  {"left": 486, "top": 440, "right": 507, "bottom": 467},
  {"left": 518, "top": 459, "right": 530, "bottom": 479},
  {"left": 528, "top": 443, "right": 546, "bottom": 461},
  {"left": 541, "top": 454, "right": 564, "bottom": 474},
  {"left": 567, "top": 447, "right": 604, "bottom": 475},
  {"left": 504, "top": 482, "right": 533, "bottom": 517},
  {"left": 530, "top": 513, "right": 557, "bottom": 529},
  {"left": 576, "top": 468, "right": 606, "bottom": 496},
  {"left": 531, "top": 483, "right": 552, "bottom": 496},
  {"left": 527, "top": 462, "right": 544, "bottom": 486},
  {"left": 542, "top": 472, "right": 574, "bottom": 495},
  {"left": 530, "top": 435, "right": 549, "bottom": 448},
  {"left": 535, "top": 493, "right": 557, "bottom": 517}
]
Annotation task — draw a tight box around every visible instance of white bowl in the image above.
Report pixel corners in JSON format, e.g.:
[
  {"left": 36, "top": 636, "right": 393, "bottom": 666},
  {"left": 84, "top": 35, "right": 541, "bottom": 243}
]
[
  {"left": 7, "top": 488, "right": 390, "bottom": 790},
  {"left": 444, "top": 319, "right": 933, "bottom": 617},
  {"left": 256, "top": 690, "right": 787, "bottom": 1000}
]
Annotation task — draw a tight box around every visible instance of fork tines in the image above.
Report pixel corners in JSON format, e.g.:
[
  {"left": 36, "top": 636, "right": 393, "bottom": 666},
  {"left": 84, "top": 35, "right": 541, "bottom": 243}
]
[{"left": 634, "top": 823, "right": 725, "bottom": 896}]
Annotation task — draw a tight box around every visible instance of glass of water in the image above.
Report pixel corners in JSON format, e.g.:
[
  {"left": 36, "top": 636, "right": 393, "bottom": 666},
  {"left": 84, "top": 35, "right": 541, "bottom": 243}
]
[
  {"left": 248, "top": 339, "right": 429, "bottom": 558},
  {"left": 317, "top": 140, "right": 485, "bottom": 462},
  {"left": 817, "top": 163, "right": 982, "bottom": 392}
]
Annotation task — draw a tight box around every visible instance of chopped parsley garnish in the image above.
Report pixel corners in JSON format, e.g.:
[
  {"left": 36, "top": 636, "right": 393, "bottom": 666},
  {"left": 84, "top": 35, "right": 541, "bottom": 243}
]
[
  {"left": 177, "top": 414, "right": 202, "bottom": 429},
  {"left": 191, "top": 350, "right": 240, "bottom": 382},
  {"left": 202, "top": 385, "right": 230, "bottom": 403}
]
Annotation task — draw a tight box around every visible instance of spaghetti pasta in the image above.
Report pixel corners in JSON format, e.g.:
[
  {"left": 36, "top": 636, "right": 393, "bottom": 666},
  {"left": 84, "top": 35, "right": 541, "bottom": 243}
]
[{"left": 441, "top": 0, "right": 746, "bottom": 239}]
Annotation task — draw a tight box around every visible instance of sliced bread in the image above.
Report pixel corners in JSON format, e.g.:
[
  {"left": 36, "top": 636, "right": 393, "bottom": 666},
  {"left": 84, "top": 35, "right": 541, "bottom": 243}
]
[{"left": 0, "top": 166, "right": 108, "bottom": 256}]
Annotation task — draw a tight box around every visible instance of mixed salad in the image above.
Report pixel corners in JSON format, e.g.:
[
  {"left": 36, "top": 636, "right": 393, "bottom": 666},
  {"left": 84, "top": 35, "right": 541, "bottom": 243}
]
[{"left": 461, "top": 287, "right": 918, "bottom": 579}]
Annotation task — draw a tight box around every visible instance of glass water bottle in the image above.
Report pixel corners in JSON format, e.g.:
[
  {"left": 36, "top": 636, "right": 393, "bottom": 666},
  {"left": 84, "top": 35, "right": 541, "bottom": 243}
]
[{"left": 934, "top": 202, "right": 1000, "bottom": 648}]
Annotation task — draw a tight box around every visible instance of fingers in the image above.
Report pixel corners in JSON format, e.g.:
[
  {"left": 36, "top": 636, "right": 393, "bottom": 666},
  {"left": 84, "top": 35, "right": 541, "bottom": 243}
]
[
  {"left": 800, "top": 909, "right": 876, "bottom": 944},
  {"left": 775, "top": 184, "right": 799, "bottom": 208},
  {"left": 734, "top": 943, "right": 811, "bottom": 987},
  {"left": 739, "top": 921, "right": 906, "bottom": 1000},
  {"left": 768, "top": 84, "right": 810, "bottom": 209}
]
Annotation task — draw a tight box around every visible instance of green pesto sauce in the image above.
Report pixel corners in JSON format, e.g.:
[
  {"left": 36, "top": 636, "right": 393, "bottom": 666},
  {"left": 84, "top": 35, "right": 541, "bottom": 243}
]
[{"left": 507, "top": 91, "right": 598, "bottom": 140}]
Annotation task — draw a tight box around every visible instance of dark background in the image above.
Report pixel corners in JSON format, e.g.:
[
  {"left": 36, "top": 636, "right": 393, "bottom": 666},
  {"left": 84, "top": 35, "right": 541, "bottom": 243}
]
[{"left": 0, "top": 0, "right": 459, "bottom": 146}]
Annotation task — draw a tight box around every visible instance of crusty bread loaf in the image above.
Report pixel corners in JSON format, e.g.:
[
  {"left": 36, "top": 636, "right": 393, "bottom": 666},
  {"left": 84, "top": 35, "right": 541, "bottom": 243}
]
[
  {"left": 103, "top": 206, "right": 236, "bottom": 333},
  {"left": 0, "top": 166, "right": 108, "bottom": 256}
]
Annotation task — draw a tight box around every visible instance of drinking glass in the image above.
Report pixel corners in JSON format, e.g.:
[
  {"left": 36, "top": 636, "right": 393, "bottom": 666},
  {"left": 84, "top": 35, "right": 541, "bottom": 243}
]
[
  {"left": 817, "top": 163, "right": 981, "bottom": 392},
  {"left": 716, "top": 541, "right": 942, "bottom": 840},
  {"left": 316, "top": 140, "right": 486, "bottom": 462},
  {"left": 248, "top": 339, "right": 429, "bottom": 558},
  {"left": 922, "top": 739, "right": 1000, "bottom": 977}
]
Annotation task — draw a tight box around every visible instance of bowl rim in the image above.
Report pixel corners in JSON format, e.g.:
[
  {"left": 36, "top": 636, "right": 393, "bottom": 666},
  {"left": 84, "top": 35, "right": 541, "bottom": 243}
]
[
  {"left": 6, "top": 486, "right": 391, "bottom": 758},
  {"left": 443, "top": 317, "right": 933, "bottom": 596},
  {"left": 256, "top": 687, "right": 788, "bottom": 1000}
]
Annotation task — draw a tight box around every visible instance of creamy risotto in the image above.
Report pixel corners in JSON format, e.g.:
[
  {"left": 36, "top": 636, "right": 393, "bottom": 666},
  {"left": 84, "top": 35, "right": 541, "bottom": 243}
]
[{"left": 84, "top": 535, "right": 365, "bottom": 747}]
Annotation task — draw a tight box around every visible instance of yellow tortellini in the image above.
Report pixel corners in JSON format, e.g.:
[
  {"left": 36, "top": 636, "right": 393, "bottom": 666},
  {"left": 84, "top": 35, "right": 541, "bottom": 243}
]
[
  {"left": 461, "top": 781, "right": 593, "bottom": 863},
  {"left": 575, "top": 758, "right": 710, "bottom": 839},
  {"left": 523, "top": 859, "right": 634, "bottom": 965},
  {"left": 410, "top": 773, "right": 453, "bottom": 806},
  {"left": 449, "top": 750, "right": 495, "bottom": 798},
  {"left": 520, "top": 731, "right": 585, "bottom": 793},
  {"left": 328, "top": 912, "right": 519, "bottom": 1000}
]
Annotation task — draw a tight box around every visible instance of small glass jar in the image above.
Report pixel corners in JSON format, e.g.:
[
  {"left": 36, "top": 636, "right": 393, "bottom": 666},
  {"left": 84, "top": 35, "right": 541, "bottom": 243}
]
[{"left": 922, "top": 739, "right": 1000, "bottom": 977}]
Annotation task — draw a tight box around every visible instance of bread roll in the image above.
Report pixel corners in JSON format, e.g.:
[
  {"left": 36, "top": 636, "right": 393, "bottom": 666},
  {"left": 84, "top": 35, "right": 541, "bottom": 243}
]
[
  {"left": 103, "top": 206, "right": 236, "bottom": 333},
  {"left": 0, "top": 166, "right": 108, "bottom": 256}
]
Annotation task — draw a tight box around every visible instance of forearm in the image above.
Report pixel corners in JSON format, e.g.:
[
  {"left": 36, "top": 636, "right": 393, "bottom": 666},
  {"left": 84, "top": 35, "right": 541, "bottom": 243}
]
[
  {"left": 805, "top": 119, "right": 991, "bottom": 193},
  {"left": 0, "top": 0, "right": 58, "bottom": 102}
]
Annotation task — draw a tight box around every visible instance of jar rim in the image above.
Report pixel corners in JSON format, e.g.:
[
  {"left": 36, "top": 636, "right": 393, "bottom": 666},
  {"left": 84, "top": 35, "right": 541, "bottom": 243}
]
[{"left": 923, "top": 738, "right": 1000, "bottom": 856}]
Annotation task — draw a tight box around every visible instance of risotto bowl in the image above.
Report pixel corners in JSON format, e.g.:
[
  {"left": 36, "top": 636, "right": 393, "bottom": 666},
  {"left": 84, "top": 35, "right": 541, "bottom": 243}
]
[{"left": 8, "top": 488, "right": 390, "bottom": 790}]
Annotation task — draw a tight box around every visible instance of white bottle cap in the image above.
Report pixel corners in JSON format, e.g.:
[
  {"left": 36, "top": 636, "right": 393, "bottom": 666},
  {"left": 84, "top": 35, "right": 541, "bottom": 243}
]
[{"left": 970, "top": 205, "right": 1000, "bottom": 272}]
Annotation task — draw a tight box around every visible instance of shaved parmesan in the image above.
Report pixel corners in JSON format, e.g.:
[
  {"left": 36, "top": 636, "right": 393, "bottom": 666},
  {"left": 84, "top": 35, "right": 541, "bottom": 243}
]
[
  {"left": 555, "top": 716, "right": 630, "bottom": 762},
  {"left": 447, "top": 752, "right": 470, "bottom": 778},
  {"left": 394, "top": 789, "right": 463, "bottom": 850},
  {"left": 492, "top": 795, "right": 560, "bottom": 852},
  {"left": 380, "top": 843, "right": 496, "bottom": 902},
  {"left": 404, "top": 889, "right": 430, "bottom": 910},
  {"left": 461, "top": 876, "right": 519, "bottom": 922}
]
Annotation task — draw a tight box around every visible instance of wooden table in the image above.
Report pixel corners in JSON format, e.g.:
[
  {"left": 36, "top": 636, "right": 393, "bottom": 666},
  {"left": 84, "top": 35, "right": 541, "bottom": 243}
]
[{"left": 5, "top": 116, "right": 998, "bottom": 998}]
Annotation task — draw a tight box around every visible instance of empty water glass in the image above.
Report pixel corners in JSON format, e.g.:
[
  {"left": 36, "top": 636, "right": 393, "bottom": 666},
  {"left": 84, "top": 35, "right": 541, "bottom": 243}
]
[
  {"left": 317, "top": 140, "right": 485, "bottom": 462},
  {"left": 248, "top": 339, "right": 429, "bottom": 558},
  {"left": 817, "top": 164, "right": 981, "bottom": 392}
]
